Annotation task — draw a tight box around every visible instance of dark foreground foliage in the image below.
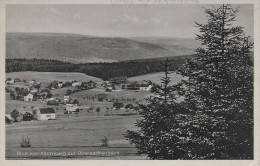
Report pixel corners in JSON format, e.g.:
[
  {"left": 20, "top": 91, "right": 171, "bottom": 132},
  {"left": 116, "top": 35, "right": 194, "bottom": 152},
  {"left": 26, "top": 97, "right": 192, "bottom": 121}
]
[{"left": 125, "top": 4, "right": 253, "bottom": 159}]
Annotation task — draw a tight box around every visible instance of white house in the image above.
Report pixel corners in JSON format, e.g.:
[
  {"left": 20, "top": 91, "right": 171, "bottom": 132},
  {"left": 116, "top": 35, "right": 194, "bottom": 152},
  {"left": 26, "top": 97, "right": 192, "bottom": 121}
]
[
  {"left": 30, "top": 88, "right": 38, "bottom": 94},
  {"left": 72, "top": 82, "right": 81, "bottom": 87},
  {"left": 66, "top": 104, "right": 79, "bottom": 113},
  {"left": 29, "top": 80, "right": 35, "bottom": 84},
  {"left": 139, "top": 84, "right": 153, "bottom": 91},
  {"left": 24, "top": 93, "right": 34, "bottom": 101},
  {"left": 37, "top": 108, "right": 56, "bottom": 120},
  {"left": 64, "top": 96, "right": 70, "bottom": 101},
  {"left": 6, "top": 78, "right": 14, "bottom": 84}
]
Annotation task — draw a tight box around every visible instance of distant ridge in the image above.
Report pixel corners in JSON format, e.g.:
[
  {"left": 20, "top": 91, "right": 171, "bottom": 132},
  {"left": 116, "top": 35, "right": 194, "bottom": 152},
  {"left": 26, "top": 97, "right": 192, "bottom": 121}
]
[{"left": 6, "top": 32, "right": 195, "bottom": 63}]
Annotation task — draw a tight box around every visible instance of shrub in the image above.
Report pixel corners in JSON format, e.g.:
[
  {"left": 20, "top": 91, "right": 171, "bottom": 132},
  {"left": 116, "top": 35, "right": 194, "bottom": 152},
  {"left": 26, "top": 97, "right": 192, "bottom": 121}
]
[
  {"left": 101, "top": 136, "right": 109, "bottom": 147},
  {"left": 11, "top": 109, "right": 20, "bottom": 122},
  {"left": 20, "top": 136, "right": 31, "bottom": 148}
]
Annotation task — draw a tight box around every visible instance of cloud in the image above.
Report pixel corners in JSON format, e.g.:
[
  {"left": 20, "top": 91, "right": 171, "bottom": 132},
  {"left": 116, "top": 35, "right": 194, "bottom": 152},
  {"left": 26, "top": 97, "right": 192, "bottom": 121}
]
[{"left": 48, "top": 7, "right": 62, "bottom": 15}]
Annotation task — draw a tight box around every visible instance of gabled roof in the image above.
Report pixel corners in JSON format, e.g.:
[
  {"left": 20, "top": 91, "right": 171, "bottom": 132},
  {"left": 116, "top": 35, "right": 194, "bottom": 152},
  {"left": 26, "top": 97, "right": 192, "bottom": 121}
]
[
  {"left": 23, "top": 112, "right": 33, "bottom": 116},
  {"left": 39, "top": 108, "right": 55, "bottom": 114},
  {"left": 140, "top": 84, "right": 150, "bottom": 87},
  {"left": 5, "top": 114, "right": 12, "bottom": 120}
]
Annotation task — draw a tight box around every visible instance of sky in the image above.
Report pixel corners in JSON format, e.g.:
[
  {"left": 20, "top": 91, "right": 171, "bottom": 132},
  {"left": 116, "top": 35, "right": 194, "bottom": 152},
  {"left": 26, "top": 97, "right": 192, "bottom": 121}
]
[{"left": 6, "top": 4, "right": 254, "bottom": 38}]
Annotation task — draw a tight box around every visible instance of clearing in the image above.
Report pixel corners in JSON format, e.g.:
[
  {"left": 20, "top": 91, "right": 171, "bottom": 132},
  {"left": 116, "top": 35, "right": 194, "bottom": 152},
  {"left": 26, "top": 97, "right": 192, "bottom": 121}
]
[{"left": 6, "top": 71, "right": 103, "bottom": 84}]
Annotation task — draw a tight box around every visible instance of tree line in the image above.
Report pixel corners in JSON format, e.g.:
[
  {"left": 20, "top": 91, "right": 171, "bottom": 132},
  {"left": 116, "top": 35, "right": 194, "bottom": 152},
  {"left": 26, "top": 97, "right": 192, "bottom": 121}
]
[{"left": 6, "top": 55, "right": 191, "bottom": 80}]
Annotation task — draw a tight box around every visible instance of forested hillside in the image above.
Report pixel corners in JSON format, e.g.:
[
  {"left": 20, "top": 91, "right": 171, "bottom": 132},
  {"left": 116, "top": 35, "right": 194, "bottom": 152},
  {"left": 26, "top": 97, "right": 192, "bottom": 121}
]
[
  {"left": 6, "top": 56, "right": 191, "bottom": 80},
  {"left": 6, "top": 33, "right": 195, "bottom": 63}
]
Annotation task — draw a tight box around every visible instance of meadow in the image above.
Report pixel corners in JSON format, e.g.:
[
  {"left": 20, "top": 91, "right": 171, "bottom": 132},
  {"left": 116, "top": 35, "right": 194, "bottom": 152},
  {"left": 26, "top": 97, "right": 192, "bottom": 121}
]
[{"left": 5, "top": 71, "right": 184, "bottom": 159}]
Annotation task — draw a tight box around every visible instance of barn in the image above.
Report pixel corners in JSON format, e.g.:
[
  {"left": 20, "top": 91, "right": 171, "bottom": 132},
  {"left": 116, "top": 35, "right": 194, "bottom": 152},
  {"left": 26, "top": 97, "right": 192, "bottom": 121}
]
[{"left": 37, "top": 108, "right": 56, "bottom": 120}]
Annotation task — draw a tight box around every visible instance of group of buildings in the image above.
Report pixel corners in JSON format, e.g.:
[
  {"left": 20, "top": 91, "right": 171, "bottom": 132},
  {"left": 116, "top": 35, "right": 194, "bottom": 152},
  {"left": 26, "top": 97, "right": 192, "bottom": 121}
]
[
  {"left": 102, "top": 81, "right": 153, "bottom": 92},
  {"left": 6, "top": 107, "right": 56, "bottom": 124}
]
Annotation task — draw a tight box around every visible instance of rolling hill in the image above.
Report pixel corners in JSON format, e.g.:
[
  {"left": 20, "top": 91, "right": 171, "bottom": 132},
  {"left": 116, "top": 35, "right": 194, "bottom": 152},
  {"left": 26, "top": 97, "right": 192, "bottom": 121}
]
[
  {"left": 6, "top": 33, "right": 195, "bottom": 63},
  {"left": 6, "top": 71, "right": 103, "bottom": 84},
  {"left": 130, "top": 37, "right": 201, "bottom": 49}
]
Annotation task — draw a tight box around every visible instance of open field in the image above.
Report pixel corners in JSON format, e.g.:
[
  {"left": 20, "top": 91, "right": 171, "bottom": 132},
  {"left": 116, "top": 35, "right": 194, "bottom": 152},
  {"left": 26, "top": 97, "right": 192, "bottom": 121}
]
[
  {"left": 5, "top": 71, "right": 185, "bottom": 159},
  {"left": 128, "top": 71, "right": 187, "bottom": 85},
  {"left": 6, "top": 71, "right": 103, "bottom": 84},
  {"left": 6, "top": 115, "right": 147, "bottom": 159}
]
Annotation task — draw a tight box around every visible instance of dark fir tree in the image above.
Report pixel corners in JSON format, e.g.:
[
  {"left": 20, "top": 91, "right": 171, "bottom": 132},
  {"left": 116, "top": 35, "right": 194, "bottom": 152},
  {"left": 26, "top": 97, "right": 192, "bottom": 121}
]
[
  {"left": 124, "top": 60, "right": 188, "bottom": 159},
  {"left": 180, "top": 4, "right": 253, "bottom": 159}
]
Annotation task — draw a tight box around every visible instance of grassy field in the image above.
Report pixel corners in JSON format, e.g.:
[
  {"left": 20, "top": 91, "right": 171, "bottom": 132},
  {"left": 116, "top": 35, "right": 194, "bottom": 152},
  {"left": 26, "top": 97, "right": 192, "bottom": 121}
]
[
  {"left": 6, "top": 71, "right": 103, "bottom": 84},
  {"left": 5, "top": 71, "right": 185, "bottom": 159},
  {"left": 6, "top": 114, "right": 147, "bottom": 159},
  {"left": 128, "top": 71, "right": 187, "bottom": 85}
]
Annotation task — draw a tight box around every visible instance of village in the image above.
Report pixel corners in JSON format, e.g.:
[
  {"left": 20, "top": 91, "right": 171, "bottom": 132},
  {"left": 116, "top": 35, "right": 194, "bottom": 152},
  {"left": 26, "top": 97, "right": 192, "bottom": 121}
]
[{"left": 5, "top": 74, "right": 153, "bottom": 123}]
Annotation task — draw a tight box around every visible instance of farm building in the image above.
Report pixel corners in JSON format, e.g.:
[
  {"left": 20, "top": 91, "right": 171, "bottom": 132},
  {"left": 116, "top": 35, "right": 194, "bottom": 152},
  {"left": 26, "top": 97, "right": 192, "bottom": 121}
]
[
  {"left": 72, "top": 81, "right": 82, "bottom": 87},
  {"left": 64, "top": 96, "right": 70, "bottom": 101},
  {"left": 29, "top": 80, "right": 35, "bottom": 84},
  {"left": 139, "top": 84, "right": 153, "bottom": 91},
  {"left": 66, "top": 104, "right": 80, "bottom": 113},
  {"left": 6, "top": 78, "right": 14, "bottom": 84},
  {"left": 121, "top": 82, "right": 139, "bottom": 90},
  {"left": 14, "top": 78, "right": 21, "bottom": 82},
  {"left": 58, "top": 82, "right": 66, "bottom": 88},
  {"left": 5, "top": 115, "right": 12, "bottom": 124},
  {"left": 24, "top": 93, "right": 34, "bottom": 101},
  {"left": 47, "top": 100, "right": 59, "bottom": 105},
  {"left": 30, "top": 88, "right": 38, "bottom": 94},
  {"left": 23, "top": 112, "right": 34, "bottom": 121},
  {"left": 37, "top": 108, "right": 56, "bottom": 120}
]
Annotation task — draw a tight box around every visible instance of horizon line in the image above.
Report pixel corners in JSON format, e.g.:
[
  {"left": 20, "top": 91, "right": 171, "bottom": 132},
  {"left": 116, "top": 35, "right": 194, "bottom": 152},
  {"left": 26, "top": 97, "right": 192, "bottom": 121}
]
[{"left": 6, "top": 31, "right": 196, "bottom": 39}]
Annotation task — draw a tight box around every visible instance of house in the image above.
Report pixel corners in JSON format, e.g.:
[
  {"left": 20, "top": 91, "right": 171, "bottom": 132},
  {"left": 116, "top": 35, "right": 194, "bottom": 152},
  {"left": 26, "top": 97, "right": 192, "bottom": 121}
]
[
  {"left": 139, "top": 84, "right": 153, "bottom": 91},
  {"left": 23, "top": 112, "right": 34, "bottom": 121},
  {"left": 6, "top": 78, "right": 14, "bottom": 84},
  {"left": 121, "top": 82, "right": 139, "bottom": 90},
  {"left": 37, "top": 82, "right": 41, "bottom": 85},
  {"left": 30, "top": 88, "right": 38, "bottom": 94},
  {"left": 5, "top": 115, "right": 12, "bottom": 124},
  {"left": 24, "top": 93, "right": 34, "bottom": 101},
  {"left": 72, "top": 82, "right": 81, "bottom": 87},
  {"left": 37, "top": 108, "right": 56, "bottom": 120},
  {"left": 29, "top": 80, "right": 35, "bottom": 84},
  {"left": 66, "top": 99, "right": 79, "bottom": 105},
  {"left": 47, "top": 100, "right": 59, "bottom": 106},
  {"left": 58, "top": 82, "right": 65, "bottom": 88},
  {"left": 64, "top": 96, "right": 70, "bottom": 101},
  {"left": 66, "top": 104, "right": 80, "bottom": 113},
  {"left": 14, "top": 78, "right": 21, "bottom": 83}
]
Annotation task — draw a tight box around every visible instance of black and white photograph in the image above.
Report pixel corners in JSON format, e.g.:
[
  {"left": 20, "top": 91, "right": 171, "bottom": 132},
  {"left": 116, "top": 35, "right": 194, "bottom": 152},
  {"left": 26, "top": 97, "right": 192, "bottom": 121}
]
[{"left": 1, "top": 0, "right": 259, "bottom": 163}]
